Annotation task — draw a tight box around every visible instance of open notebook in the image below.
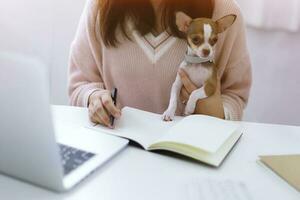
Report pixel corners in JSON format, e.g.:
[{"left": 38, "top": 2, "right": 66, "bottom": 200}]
[{"left": 87, "top": 107, "right": 242, "bottom": 167}]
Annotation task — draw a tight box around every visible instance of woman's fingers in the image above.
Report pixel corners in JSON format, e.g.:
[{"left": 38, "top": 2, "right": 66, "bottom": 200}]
[
  {"left": 95, "top": 100, "right": 112, "bottom": 127},
  {"left": 178, "top": 69, "right": 197, "bottom": 93},
  {"left": 88, "top": 93, "right": 112, "bottom": 128},
  {"left": 90, "top": 111, "right": 104, "bottom": 124},
  {"left": 101, "top": 93, "right": 121, "bottom": 119},
  {"left": 89, "top": 99, "right": 104, "bottom": 124}
]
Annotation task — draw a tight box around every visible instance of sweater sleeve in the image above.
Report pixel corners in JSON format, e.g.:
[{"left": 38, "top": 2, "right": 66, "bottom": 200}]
[
  {"left": 222, "top": 54, "right": 252, "bottom": 120},
  {"left": 68, "top": 0, "right": 105, "bottom": 107},
  {"left": 220, "top": 3, "right": 252, "bottom": 121}
]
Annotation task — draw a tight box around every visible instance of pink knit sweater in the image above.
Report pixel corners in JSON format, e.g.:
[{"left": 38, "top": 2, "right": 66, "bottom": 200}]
[{"left": 68, "top": 0, "right": 252, "bottom": 120}]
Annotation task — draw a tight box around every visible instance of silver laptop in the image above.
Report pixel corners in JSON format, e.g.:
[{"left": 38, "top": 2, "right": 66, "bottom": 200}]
[{"left": 0, "top": 52, "right": 129, "bottom": 192}]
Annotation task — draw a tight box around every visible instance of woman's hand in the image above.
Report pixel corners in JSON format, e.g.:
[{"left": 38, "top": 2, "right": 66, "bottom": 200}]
[
  {"left": 88, "top": 90, "right": 121, "bottom": 128},
  {"left": 178, "top": 69, "right": 225, "bottom": 119}
]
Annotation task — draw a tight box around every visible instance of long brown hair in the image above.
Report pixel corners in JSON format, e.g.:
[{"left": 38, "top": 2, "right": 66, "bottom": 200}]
[{"left": 97, "top": 0, "right": 214, "bottom": 47}]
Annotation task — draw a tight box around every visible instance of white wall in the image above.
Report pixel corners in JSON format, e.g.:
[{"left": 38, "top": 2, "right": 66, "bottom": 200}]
[
  {"left": 51, "top": 0, "right": 86, "bottom": 104},
  {"left": 243, "top": 28, "right": 300, "bottom": 125},
  {"left": 1, "top": 0, "right": 300, "bottom": 126},
  {"left": 0, "top": 0, "right": 86, "bottom": 105},
  {"left": 0, "top": 0, "right": 53, "bottom": 68}
]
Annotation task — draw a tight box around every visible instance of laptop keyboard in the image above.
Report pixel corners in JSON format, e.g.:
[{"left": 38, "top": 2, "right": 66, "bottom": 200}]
[{"left": 58, "top": 144, "right": 95, "bottom": 176}]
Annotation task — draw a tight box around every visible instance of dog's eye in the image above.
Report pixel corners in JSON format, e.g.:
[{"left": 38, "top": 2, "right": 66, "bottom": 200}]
[
  {"left": 209, "top": 36, "right": 218, "bottom": 45},
  {"left": 192, "top": 36, "right": 203, "bottom": 45}
]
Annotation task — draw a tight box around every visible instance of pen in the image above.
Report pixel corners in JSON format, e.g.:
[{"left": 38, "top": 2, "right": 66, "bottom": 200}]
[{"left": 110, "top": 88, "right": 118, "bottom": 127}]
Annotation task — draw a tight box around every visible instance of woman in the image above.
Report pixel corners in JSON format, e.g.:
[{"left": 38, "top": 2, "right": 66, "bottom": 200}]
[{"left": 68, "top": 0, "right": 251, "bottom": 127}]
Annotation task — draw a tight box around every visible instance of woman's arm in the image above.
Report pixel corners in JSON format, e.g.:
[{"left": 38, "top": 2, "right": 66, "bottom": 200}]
[
  {"left": 180, "top": 54, "right": 251, "bottom": 120},
  {"left": 68, "top": 0, "right": 121, "bottom": 127},
  {"left": 220, "top": 54, "right": 252, "bottom": 120},
  {"left": 68, "top": 0, "right": 104, "bottom": 107},
  {"left": 218, "top": 8, "right": 252, "bottom": 121},
  {"left": 179, "top": 69, "right": 225, "bottom": 119}
]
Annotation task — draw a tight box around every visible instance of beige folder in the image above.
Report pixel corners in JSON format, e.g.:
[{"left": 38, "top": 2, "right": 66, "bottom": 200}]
[{"left": 259, "top": 154, "right": 300, "bottom": 192}]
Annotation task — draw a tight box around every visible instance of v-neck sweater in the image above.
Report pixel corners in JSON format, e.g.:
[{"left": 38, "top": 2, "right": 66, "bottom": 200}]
[{"left": 68, "top": 0, "right": 252, "bottom": 120}]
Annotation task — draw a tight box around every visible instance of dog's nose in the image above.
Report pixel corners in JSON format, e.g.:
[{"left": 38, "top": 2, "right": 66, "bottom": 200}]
[{"left": 202, "top": 49, "right": 210, "bottom": 57}]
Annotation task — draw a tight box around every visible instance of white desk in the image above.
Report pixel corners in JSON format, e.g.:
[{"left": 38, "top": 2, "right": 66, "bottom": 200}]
[{"left": 1, "top": 105, "right": 299, "bottom": 200}]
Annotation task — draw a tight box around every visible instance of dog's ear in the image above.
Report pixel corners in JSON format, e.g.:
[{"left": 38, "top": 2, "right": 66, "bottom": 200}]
[
  {"left": 215, "top": 14, "right": 237, "bottom": 33},
  {"left": 176, "top": 12, "right": 192, "bottom": 33}
]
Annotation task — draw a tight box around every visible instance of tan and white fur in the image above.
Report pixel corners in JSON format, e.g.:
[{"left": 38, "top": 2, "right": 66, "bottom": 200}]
[{"left": 162, "top": 12, "right": 237, "bottom": 121}]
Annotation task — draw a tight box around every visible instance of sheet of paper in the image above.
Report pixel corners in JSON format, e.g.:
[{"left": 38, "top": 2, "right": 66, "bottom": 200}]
[
  {"left": 87, "top": 107, "right": 182, "bottom": 149},
  {"left": 186, "top": 178, "right": 253, "bottom": 200},
  {"left": 259, "top": 154, "right": 300, "bottom": 191},
  {"left": 157, "top": 115, "right": 240, "bottom": 153}
]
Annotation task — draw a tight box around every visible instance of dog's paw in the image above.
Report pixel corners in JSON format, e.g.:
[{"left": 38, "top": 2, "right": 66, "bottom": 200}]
[
  {"left": 184, "top": 103, "right": 196, "bottom": 116},
  {"left": 162, "top": 110, "right": 175, "bottom": 121}
]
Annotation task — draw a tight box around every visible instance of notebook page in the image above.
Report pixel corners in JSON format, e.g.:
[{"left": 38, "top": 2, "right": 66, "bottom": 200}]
[
  {"left": 88, "top": 107, "right": 182, "bottom": 149},
  {"left": 156, "top": 115, "right": 240, "bottom": 153}
]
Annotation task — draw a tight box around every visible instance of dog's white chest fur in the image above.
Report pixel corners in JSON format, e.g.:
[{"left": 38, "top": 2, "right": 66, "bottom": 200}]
[
  {"left": 162, "top": 61, "right": 214, "bottom": 121},
  {"left": 180, "top": 62, "right": 212, "bottom": 88}
]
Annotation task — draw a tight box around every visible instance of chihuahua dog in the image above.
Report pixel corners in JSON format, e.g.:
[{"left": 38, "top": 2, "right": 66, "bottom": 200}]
[{"left": 162, "top": 12, "right": 236, "bottom": 121}]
